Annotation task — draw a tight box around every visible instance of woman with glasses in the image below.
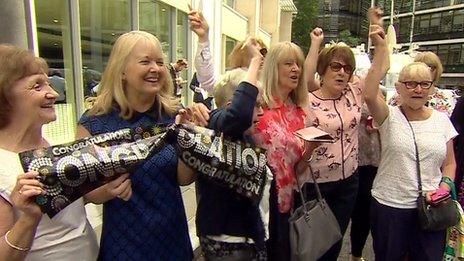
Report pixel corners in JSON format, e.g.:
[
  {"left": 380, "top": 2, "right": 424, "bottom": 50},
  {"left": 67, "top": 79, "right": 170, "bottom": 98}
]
[
  {"left": 297, "top": 22, "right": 386, "bottom": 259},
  {"left": 364, "top": 25, "right": 457, "bottom": 259}
]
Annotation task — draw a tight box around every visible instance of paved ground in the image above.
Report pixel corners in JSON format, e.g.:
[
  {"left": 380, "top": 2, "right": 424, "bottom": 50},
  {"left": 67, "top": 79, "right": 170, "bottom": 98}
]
[
  {"left": 88, "top": 183, "right": 375, "bottom": 260},
  {"left": 181, "top": 184, "right": 375, "bottom": 261}
]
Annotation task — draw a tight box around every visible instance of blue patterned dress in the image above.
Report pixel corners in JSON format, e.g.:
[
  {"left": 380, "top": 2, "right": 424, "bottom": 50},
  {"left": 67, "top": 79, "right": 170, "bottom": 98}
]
[{"left": 79, "top": 107, "right": 193, "bottom": 261}]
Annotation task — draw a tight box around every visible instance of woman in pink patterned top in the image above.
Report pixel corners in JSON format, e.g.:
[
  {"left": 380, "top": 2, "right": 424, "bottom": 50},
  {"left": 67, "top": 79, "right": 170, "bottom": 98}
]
[
  {"left": 297, "top": 26, "right": 385, "bottom": 260},
  {"left": 252, "top": 41, "right": 309, "bottom": 260}
]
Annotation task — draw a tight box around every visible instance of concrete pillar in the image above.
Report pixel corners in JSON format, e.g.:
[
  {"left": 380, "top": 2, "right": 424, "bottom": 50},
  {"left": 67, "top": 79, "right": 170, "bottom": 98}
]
[{"left": 0, "top": 0, "right": 28, "bottom": 48}]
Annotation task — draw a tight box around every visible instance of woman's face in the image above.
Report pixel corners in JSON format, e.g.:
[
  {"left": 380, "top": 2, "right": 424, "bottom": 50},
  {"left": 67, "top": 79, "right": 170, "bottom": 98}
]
[
  {"left": 123, "top": 40, "right": 166, "bottom": 98},
  {"left": 395, "top": 70, "right": 434, "bottom": 110},
  {"left": 321, "top": 58, "right": 353, "bottom": 94},
  {"left": 9, "top": 73, "right": 59, "bottom": 126},
  {"left": 277, "top": 56, "right": 301, "bottom": 93}
]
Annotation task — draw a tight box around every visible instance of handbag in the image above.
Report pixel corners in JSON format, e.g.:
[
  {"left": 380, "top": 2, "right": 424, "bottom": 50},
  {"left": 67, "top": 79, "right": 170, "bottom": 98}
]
[
  {"left": 289, "top": 162, "right": 342, "bottom": 261},
  {"left": 401, "top": 107, "right": 460, "bottom": 231}
]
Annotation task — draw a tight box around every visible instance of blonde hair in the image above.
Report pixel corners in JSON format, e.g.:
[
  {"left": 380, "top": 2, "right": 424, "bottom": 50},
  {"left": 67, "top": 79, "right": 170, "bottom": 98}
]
[
  {"left": 228, "top": 36, "right": 267, "bottom": 69},
  {"left": 214, "top": 68, "right": 247, "bottom": 108},
  {"left": 0, "top": 45, "right": 48, "bottom": 128},
  {"left": 88, "top": 31, "right": 179, "bottom": 119},
  {"left": 261, "top": 41, "right": 308, "bottom": 108},
  {"left": 398, "top": 62, "right": 433, "bottom": 82},
  {"left": 414, "top": 51, "right": 443, "bottom": 83}
]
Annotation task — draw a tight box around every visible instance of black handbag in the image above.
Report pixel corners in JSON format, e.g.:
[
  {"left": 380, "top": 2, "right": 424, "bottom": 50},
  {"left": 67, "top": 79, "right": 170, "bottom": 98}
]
[{"left": 401, "top": 107, "right": 460, "bottom": 231}]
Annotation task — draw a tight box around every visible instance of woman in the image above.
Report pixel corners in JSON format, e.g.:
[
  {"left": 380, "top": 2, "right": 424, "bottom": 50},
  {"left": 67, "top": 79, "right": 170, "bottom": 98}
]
[
  {"left": 364, "top": 25, "right": 457, "bottom": 260},
  {"left": 349, "top": 103, "right": 381, "bottom": 261},
  {"left": 0, "top": 45, "right": 99, "bottom": 260},
  {"left": 189, "top": 9, "right": 267, "bottom": 94},
  {"left": 252, "top": 41, "right": 309, "bottom": 260},
  {"left": 77, "top": 31, "right": 202, "bottom": 260},
  {"left": 388, "top": 51, "right": 457, "bottom": 116},
  {"left": 300, "top": 26, "right": 368, "bottom": 260}
]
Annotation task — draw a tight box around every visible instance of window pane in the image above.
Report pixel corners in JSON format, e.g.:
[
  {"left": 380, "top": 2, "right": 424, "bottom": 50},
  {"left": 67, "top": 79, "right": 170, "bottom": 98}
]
[
  {"left": 139, "top": 0, "right": 172, "bottom": 60},
  {"left": 79, "top": 0, "right": 131, "bottom": 98},
  {"left": 176, "top": 11, "right": 188, "bottom": 99},
  {"left": 35, "top": 0, "right": 77, "bottom": 145},
  {"left": 224, "top": 36, "right": 237, "bottom": 71}
]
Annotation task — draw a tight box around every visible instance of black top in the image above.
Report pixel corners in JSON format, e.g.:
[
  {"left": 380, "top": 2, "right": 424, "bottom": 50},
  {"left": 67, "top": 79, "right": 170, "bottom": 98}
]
[{"left": 195, "top": 81, "right": 265, "bottom": 245}]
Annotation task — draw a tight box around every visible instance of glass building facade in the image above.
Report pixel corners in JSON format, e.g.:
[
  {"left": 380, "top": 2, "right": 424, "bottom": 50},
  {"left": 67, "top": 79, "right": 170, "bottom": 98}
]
[
  {"left": 316, "top": 0, "right": 372, "bottom": 44},
  {"left": 376, "top": 0, "right": 464, "bottom": 90}
]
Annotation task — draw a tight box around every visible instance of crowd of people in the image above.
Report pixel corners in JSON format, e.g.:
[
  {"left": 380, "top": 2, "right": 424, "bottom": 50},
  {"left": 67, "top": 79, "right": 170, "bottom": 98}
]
[{"left": 0, "top": 6, "right": 462, "bottom": 261}]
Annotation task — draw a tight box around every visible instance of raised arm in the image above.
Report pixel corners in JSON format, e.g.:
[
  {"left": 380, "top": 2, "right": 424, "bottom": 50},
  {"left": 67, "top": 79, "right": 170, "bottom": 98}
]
[
  {"left": 305, "top": 27, "right": 324, "bottom": 92},
  {"left": 209, "top": 41, "right": 263, "bottom": 136},
  {"left": 363, "top": 9, "right": 390, "bottom": 125},
  {"left": 189, "top": 9, "right": 216, "bottom": 94}
]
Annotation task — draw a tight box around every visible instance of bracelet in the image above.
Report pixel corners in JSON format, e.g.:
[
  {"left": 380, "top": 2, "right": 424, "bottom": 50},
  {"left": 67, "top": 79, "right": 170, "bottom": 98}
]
[
  {"left": 442, "top": 176, "right": 454, "bottom": 185},
  {"left": 4, "top": 230, "right": 31, "bottom": 251}
]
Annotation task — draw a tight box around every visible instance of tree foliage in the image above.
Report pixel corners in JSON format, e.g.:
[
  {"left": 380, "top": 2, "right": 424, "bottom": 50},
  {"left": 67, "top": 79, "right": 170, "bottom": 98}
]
[
  {"left": 291, "top": 0, "right": 319, "bottom": 55},
  {"left": 338, "top": 29, "right": 361, "bottom": 47}
]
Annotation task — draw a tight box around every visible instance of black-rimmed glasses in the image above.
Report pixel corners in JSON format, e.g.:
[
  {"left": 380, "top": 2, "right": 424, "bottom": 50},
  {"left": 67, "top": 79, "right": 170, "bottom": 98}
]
[{"left": 400, "top": 81, "right": 433, "bottom": 89}]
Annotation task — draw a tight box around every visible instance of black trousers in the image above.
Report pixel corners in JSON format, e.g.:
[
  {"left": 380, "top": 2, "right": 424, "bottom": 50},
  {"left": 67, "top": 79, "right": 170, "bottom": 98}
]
[
  {"left": 370, "top": 198, "right": 446, "bottom": 261},
  {"left": 266, "top": 180, "right": 291, "bottom": 261},
  {"left": 350, "top": 165, "right": 377, "bottom": 257},
  {"left": 302, "top": 172, "right": 359, "bottom": 261}
]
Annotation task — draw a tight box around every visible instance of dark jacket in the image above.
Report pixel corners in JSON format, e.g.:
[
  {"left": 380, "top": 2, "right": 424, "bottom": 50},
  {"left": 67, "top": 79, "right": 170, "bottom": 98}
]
[
  {"left": 451, "top": 97, "right": 464, "bottom": 196},
  {"left": 195, "top": 81, "right": 265, "bottom": 245}
]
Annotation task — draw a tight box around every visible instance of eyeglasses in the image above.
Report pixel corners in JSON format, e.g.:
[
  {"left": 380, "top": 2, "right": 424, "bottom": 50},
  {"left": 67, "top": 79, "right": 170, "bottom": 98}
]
[
  {"left": 259, "top": 48, "right": 268, "bottom": 57},
  {"left": 400, "top": 81, "right": 433, "bottom": 89},
  {"left": 329, "top": 62, "right": 353, "bottom": 74}
]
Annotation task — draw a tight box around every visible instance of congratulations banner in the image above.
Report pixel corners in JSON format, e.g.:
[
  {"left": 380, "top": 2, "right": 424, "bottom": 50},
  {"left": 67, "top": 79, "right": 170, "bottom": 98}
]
[{"left": 19, "top": 124, "right": 268, "bottom": 217}]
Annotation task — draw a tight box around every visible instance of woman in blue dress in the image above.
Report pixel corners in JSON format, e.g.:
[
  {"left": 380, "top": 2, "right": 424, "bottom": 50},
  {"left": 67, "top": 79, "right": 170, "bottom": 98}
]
[{"left": 77, "top": 31, "right": 202, "bottom": 260}]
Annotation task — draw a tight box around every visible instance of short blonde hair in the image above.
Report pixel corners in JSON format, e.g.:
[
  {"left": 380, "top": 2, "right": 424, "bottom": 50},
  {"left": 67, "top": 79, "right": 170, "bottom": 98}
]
[
  {"left": 261, "top": 41, "right": 308, "bottom": 108},
  {"left": 398, "top": 62, "right": 433, "bottom": 82},
  {"left": 88, "top": 31, "right": 179, "bottom": 119},
  {"left": 214, "top": 68, "right": 247, "bottom": 108},
  {"left": 0, "top": 45, "right": 48, "bottom": 128},
  {"left": 414, "top": 51, "right": 443, "bottom": 83},
  {"left": 228, "top": 36, "right": 267, "bottom": 69}
]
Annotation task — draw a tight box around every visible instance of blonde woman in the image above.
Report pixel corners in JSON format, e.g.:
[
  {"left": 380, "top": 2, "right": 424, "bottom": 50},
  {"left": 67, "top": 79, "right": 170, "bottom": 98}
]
[
  {"left": 365, "top": 25, "right": 456, "bottom": 260},
  {"left": 77, "top": 31, "right": 202, "bottom": 260},
  {"left": 252, "top": 41, "right": 309, "bottom": 260}
]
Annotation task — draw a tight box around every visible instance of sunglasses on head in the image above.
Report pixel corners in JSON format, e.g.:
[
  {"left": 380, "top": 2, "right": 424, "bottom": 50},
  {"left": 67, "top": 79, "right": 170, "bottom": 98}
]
[
  {"left": 400, "top": 81, "right": 433, "bottom": 89},
  {"left": 329, "top": 62, "right": 353, "bottom": 74},
  {"left": 259, "top": 48, "right": 268, "bottom": 57}
]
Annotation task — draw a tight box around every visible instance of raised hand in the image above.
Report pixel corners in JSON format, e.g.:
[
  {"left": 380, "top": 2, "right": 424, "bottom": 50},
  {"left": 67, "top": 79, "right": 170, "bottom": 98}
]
[
  {"left": 188, "top": 8, "right": 209, "bottom": 42},
  {"left": 242, "top": 37, "right": 263, "bottom": 60},
  {"left": 369, "top": 24, "right": 386, "bottom": 46},
  {"left": 310, "top": 27, "right": 324, "bottom": 46},
  {"left": 10, "top": 171, "right": 44, "bottom": 219},
  {"left": 368, "top": 7, "right": 384, "bottom": 26}
]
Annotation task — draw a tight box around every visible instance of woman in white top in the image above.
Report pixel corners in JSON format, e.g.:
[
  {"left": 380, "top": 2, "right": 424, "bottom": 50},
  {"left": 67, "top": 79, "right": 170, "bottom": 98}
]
[
  {"left": 0, "top": 45, "right": 131, "bottom": 261},
  {"left": 363, "top": 24, "right": 457, "bottom": 260}
]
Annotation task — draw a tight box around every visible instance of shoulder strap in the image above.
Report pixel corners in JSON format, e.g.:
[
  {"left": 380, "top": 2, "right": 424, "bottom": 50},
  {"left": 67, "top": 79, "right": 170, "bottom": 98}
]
[{"left": 399, "top": 106, "right": 422, "bottom": 193}]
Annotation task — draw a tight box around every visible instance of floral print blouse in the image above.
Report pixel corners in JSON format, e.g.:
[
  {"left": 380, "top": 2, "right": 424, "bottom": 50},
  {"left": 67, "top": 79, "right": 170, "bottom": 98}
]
[
  {"left": 388, "top": 88, "right": 458, "bottom": 116},
  {"left": 302, "top": 79, "right": 364, "bottom": 184},
  {"left": 252, "top": 101, "right": 306, "bottom": 213}
]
